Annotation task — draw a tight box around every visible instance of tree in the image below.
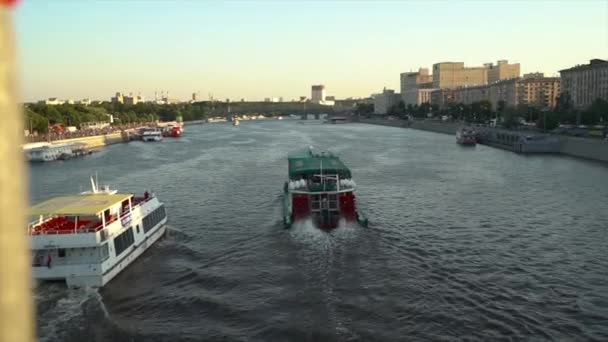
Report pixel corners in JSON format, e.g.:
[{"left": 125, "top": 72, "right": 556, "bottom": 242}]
[
  {"left": 502, "top": 106, "right": 519, "bottom": 129},
  {"left": 537, "top": 111, "right": 559, "bottom": 131},
  {"left": 583, "top": 98, "right": 608, "bottom": 126},
  {"left": 497, "top": 100, "right": 506, "bottom": 114},
  {"left": 388, "top": 100, "right": 406, "bottom": 118},
  {"left": 355, "top": 103, "right": 374, "bottom": 116}
]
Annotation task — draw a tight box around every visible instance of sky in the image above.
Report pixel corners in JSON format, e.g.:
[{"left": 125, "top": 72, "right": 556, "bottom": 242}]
[{"left": 14, "top": 0, "right": 608, "bottom": 102}]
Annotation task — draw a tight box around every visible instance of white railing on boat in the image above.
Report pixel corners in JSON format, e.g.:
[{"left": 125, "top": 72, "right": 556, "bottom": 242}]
[{"left": 28, "top": 195, "right": 155, "bottom": 237}]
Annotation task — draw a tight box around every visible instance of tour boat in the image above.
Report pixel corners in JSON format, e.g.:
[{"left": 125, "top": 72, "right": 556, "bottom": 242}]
[
  {"left": 456, "top": 127, "right": 477, "bottom": 145},
  {"left": 282, "top": 147, "right": 367, "bottom": 229},
  {"left": 28, "top": 176, "right": 167, "bottom": 288},
  {"left": 26, "top": 143, "right": 88, "bottom": 162},
  {"left": 142, "top": 129, "right": 163, "bottom": 142},
  {"left": 162, "top": 124, "right": 183, "bottom": 138}
]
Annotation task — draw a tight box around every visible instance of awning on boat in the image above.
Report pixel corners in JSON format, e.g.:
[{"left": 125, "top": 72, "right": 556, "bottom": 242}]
[
  {"left": 29, "top": 193, "right": 133, "bottom": 216},
  {"left": 288, "top": 149, "right": 352, "bottom": 179}
]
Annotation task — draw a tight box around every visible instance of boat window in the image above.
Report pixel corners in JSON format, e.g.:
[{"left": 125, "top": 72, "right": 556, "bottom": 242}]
[
  {"left": 143, "top": 205, "right": 166, "bottom": 233},
  {"left": 100, "top": 244, "right": 109, "bottom": 261},
  {"left": 58, "top": 249, "right": 66, "bottom": 258},
  {"left": 136, "top": 225, "right": 140, "bottom": 233},
  {"left": 113, "top": 227, "right": 135, "bottom": 256},
  {"left": 99, "top": 229, "right": 108, "bottom": 242}
]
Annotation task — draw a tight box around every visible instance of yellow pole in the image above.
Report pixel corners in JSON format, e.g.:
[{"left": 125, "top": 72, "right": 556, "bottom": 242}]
[{"left": 0, "top": 5, "right": 35, "bottom": 342}]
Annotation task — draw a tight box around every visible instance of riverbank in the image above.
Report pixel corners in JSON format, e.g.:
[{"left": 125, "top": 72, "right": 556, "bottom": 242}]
[
  {"left": 23, "top": 132, "right": 126, "bottom": 151},
  {"left": 359, "top": 118, "right": 608, "bottom": 163}
]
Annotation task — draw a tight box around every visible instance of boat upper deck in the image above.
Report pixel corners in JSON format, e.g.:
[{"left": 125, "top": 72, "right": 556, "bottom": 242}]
[
  {"left": 288, "top": 148, "right": 352, "bottom": 180},
  {"left": 29, "top": 193, "right": 153, "bottom": 236}
]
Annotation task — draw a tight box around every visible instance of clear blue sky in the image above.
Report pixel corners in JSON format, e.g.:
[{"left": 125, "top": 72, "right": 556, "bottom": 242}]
[{"left": 15, "top": 0, "right": 608, "bottom": 102}]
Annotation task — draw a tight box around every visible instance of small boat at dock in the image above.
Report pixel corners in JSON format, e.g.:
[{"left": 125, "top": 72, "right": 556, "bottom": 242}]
[
  {"left": 456, "top": 127, "right": 477, "bottom": 145},
  {"left": 28, "top": 176, "right": 167, "bottom": 288},
  {"left": 283, "top": 147, "right": 367, "bottom": 229},
  {"left": 162, "top": 124, "right": 183, "bottom": 138},
  {"left": 141, "top": 128, "right": 163, "bottom": 142},
  {"left": 25, "top": 142, "right": 92, "bottom": 162}
]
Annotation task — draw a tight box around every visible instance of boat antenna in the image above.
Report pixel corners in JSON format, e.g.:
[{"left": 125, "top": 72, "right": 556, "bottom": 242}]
[{"left": 320, "top": 159, "right": 324, "bottom": 190}]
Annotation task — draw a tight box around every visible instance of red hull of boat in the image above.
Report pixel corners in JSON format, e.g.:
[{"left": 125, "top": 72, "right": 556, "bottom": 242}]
[{"left": 291, "top": 192, "right": 358, "bottom": 229}]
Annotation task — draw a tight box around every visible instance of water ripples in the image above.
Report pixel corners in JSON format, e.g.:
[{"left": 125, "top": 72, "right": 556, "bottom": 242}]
[{"left": 30, "top": 121, "right": 608, "bottom": 341}]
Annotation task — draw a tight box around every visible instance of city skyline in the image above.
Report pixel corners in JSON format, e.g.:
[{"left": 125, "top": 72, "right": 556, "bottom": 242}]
[{"left": 16, "top": 0, "right": 608, "bottom": 102}]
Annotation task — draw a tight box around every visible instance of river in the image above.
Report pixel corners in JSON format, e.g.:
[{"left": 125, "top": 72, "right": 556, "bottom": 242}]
[{"left": 30, "top": 120, "right": 608, "bottom": 341}]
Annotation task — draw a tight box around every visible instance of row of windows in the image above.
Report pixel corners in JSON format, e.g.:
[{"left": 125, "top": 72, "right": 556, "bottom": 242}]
[
  {"left": 114, "top": 227, "right": 134, "bottom": 256},
  {"left": 143, "top": 205, "right": 166, "bottom": 233}
]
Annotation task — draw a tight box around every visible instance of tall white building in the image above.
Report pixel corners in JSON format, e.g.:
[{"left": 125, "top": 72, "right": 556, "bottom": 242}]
[{"left": 311, "top": 85, "right": 326, "bottom": 103}]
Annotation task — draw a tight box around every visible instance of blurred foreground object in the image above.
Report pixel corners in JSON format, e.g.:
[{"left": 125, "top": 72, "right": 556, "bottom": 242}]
[
  {"left": 1, "top": 0, "right": 19, "bottom": 7},
  {"left": 0, "top": 4, "right": 35, "bottom": 342}
]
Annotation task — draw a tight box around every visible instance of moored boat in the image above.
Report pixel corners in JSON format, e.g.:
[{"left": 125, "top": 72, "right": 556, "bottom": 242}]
[
  {"left": 456, "top": 127, "right": 477, "bottom": 145},
  {"left": 162, "top": 125, "right": 183, "bottom": 138},
  {"left": 25, "top": 142, "right": 89, "bottom": 162},
  {"left": 282, "top": 147, "right": 367, "bottom": 229},
  {"left": 28, "top": 176, "right": 167, "bottom": 288},
  {"left": 141, "top": 128, "right": 163, "bottom": 142},
  {"left": 233, "top": 118, "right": 240, "bottom": 126}
]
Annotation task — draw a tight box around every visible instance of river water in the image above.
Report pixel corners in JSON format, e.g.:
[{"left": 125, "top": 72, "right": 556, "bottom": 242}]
[{"left": 30, "top": 120, "right": 608, "bottom": 341}]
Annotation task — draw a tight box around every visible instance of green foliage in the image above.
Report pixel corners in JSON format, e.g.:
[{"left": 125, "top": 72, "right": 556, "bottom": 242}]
[
  {"left": 582, "top": 98, "right": 608, "bottom": 126},
  {"left": 355, "top": 103, "right": 374, "bottom": 116},
  {"left": 502, "top": 107, "right": 519, "bottom": 129},
  {"left": 24, "top": 102, "right": 208, "bottom": 133},
  {"left": 24, "top": 108, "right": 49, "bottom": 133},
  {"left": 536, "top": 111, "right": 560, "bottom": 131},
  {"left": 388, "top": 101, "right": 406, "bottom": 118}
]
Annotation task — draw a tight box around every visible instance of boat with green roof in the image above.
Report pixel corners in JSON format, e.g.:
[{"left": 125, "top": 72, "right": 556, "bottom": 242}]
[{"left": 283, "top": 147, "right": 368, "bottom": 229}]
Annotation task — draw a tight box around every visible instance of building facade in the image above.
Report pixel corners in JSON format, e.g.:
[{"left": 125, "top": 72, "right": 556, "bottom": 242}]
[
  {"left": 430, "top": 89, "right": 457, "bottom": 108},
  {"left": 373, "top": 88, "right": 400, "bottom": 115},
  {"left": 402, "top": 88, "right": 438, "bottom": 106},
  {"left": 432, "top": 62, "right": 488, "bottom": 89},
  {"left": 559, "top": 59, "right": 608, "bottom": 109},
  {"left": 400, "top": 68, "right": 433, "bottom": 94},
  {"left": 516, "top": 74, "right": 560, "bottom": 109},
  {"left": 450, "top": 74, "right": 560, "bottom": 111},
  {"left": 311, "top": 85, "right": 326, "bottom": 103},
  {"left": 487, "top": 60, "right": 520, "bottom": 84},
  {"left": 455, "top": 85, "right": 489, "bottom": 105}
]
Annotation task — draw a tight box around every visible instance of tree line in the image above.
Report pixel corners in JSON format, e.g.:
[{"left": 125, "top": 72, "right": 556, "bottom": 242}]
[
  {"left": 24, "top": 102, "right": 209, "bottom": 133},
  {"left": 356, "top": 93, "right": 608, "bottom": 131}
]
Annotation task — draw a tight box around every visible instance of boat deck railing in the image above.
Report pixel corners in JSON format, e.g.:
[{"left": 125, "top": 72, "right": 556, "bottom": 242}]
[{"left": 29, "top": 194, "right": 156, "bottom": 236}]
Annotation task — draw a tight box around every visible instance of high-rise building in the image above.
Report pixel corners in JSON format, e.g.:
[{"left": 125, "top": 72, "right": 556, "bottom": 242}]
[
  {"left": 311, "top": 85, "right": 326, "bottom": 103},
  {"left": 122, "top": 92, "right": 139, "bottom": 105},
  {"left": 487, "top": 60, "right": 520, "bottom": 84},
  {"left": 111, "top": 92, "right": 124, "bottom": 104},
  {"left": 400, "top": 68, "right": 436, "bottom": 105},
  {"left": 400, "top": 68, "right": 433, "bottom": 93},
  {"left": 432, "top": 62, "right": 488, "bottom": 89},
  {"left": 192, "top": 93, "right": 198, "bottom": 102},
  {"left": 559, "top": 59, "right": 608, "bottom": 109}
]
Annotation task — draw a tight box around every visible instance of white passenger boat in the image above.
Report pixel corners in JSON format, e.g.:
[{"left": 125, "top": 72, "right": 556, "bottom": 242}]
[
  {"left": 26, "top": 143, "right": 84, "bottom": 162},
  {"left": 28, "top": 177, "right": 167, "bottom": 288},
  {"left": 141, "top": 129, "right": 163, "bottom": 142}
]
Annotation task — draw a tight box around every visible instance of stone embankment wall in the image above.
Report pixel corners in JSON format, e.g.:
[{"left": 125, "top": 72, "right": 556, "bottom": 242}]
[
  {"left": 560, "top": 136, "right": 608, "bottom": 162},
  {"left": 23, "top": 132, "right": 125, "bottom": 150},
  {"left": 359, "top": 118, "right": 459, "bottom": 135},
  {"left": 359, "top": 118, "right": 608, "bottom": 163}
]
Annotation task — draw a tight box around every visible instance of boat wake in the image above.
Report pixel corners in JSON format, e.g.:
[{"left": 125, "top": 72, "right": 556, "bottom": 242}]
[
  {"left": 287, "top": 218, "right": 360, "bottom": 340},
  {"left": 36, "top": 285, "right": 111, "bottom": 342}
]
